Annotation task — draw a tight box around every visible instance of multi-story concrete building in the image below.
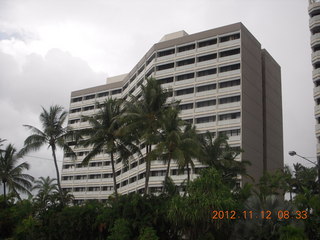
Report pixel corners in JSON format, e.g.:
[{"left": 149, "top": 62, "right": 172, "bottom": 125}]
[
  {"left": 309, "top": 0, "right": 320, "bottom": 165},
  {"left": 61, "top": 22, "right": 283, "bottom": 202}
]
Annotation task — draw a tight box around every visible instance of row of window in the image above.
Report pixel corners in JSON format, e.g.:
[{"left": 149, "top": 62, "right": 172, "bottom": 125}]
[
  {"left": 156, "top": 33, "right": 240, "bottom": 58},
  {"left": 71, "top": 89, "right": 122, "bottom": 103},
  {"left": 68, "top": 79, "right": 241, "bottom": 120}
]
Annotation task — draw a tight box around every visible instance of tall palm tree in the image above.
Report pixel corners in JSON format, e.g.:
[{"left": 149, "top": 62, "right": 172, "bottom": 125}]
[
  {"left": 21, "top": 105, "right": 75, "bottom": 195},
  {"left": 151, "top": 107, "right": 185, "bottom": 189},
  {"left": 176, "top": 124, "right": 199, "bottom": 184},
  {"left": 0, "top": 144, "right": 34, "bottom": 204},
  {"left": 79, "top": 98, "right": 137, "bottom": 197},
  {"left": 123, "top": 78, "right": 170, "bottom": 195},
  {"left": 33, "top": 176, "right": 58, "bottom": 204}
]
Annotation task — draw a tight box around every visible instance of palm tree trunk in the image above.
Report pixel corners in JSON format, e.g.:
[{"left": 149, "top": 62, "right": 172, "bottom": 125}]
[
  {"left": 110, "top": 152, "right": 118, "bottom": 198},
  {"left": 162, "top": 154, "right": 172, "bottom": 193},
  {"left": 3, "top": 181, "right": 6, "bottom": 206},
  {"left": 144, "top": 144, "right": 151, "bottom": 195},
  {"left": 187, "top": 163, "right": 190, "bottom": 184},
  {"left": 51, "top": 145, "right": 62, "bottom": 195}
]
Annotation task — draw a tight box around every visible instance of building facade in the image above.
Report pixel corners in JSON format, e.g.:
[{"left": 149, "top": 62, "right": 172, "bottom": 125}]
[
  {"left": 308, "top": 0, "right": 320, "bottom": 165},
  {"left": 61, "top": 23, "right": 283, "bottom": 201}
]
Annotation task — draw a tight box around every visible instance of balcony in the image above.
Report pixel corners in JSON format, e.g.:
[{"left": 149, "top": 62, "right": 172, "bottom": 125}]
[
  {"left": 313, "top": 68, "right": 320, "bottom": 79},
  {"left": 218, "top": 54, "right": 241, "bottom": 63},
  {"left": 176, "top": 49, "right": 196, "bottom": 57},
  {"left": 175, "top": 63, "right": 196, "bottom": 72},
  {"left": 196, "top": 59, "right": 217, "bottom": 67},
  {"left": 195, "top": 106, "right": 216, "bottom": 113},
  {"left": 217, "top": 118, "right": 241, "bottom": 126},
  {"left": 309, "top": 2, "right": 320, "bottom": 16},
  {"left": 310, "top": 14, "right": 320, "bottom": 29},
  {"left": 312, "top": 51, "right": 320, "bottom": 64},
  {"left": 315, "top": 104, "right": 320, "bottom": 114},
  {"left": 218, "top": 69, "right": 241, "bottom": 78},
  {"left": 195, "top": 89, "right": 216, "bottom": 97},
  {"left": 315, "top": 123, "right": 320, "bottom": 133},
  {"left": 314, "top": 85, "right": 320, "bottom": 97},
  {"left": 155, "top": 68, "right": 175, "bottom": 76},
  {"left": 311, "top": 33, "right": 320, "bottom": 47},
  {"left": 196, "top": 74, "right": 217, "bottom": 82},
  {"left": 218, "top": 102, "right": 241, "bottom": 110},
  {"left": 195, "top": 121, "right": 216, "bottom": 129},
  {"left": 174, "top": 78, "right": 195, "bottom": 86},
  {"left": 218, "top": 39, "right": 240, "bottom": 48},
  {"left": 196, "top": 44, "right": 217, "bottom": 53},
  {"left": 156, "top": 54, "right": 175, "bottom": 62},
  {"left": 218, "top": 85, "right": 241, "bottom": 93}
]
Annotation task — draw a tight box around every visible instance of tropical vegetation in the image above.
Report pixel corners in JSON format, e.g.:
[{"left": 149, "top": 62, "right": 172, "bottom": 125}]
[{"left": 0, "top": 78, "right": 319, "bottom": 239}]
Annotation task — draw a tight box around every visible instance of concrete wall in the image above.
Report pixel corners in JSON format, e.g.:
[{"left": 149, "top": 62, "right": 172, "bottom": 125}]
[{"left": 262, "top": 49, "right": 284, "bottom": 172}]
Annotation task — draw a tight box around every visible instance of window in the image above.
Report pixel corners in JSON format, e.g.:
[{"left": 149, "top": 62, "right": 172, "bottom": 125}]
[
  {"left": 196, "top": 100, "right": 216, "bottom": 108},
  {"left": 176, "top": 87, "right": 194, "bottom": 96},
  {"left": 219, "top": 63, "right": 240, "bottom": 73},
  {"left": 177, "top": 58, "right": 195, "bottom": 66},
  {"left": 71, "top": 97, "right": 82, "bottom": 103},
  {"left": 146, "top": 68, "right": 154, "bottom": 78},
  {"left": 197, "top": 84, "right": 216, "bottom": 92},
  {"left": 219, "top": 112, "right": 241, "bottom": 120},
  {"left": 70, "top": 108, "right": 81, "bottom": 113},
  {"left": 89, "top": 162, "right": 102, "bottom": 167},
  {"left": 219, "top": 33, "right": 240, "bottom": 43},
  {"left": 137, "top": 66, "right": 145, "bottom": 75},
  {"left": 89, "top": 174, "right": 101, "bottom": 179},
  {"left": 219, "top": 48, "right": 240, "bottom": 58},
  {"left": 74, "top": 187, "right": 85, "bottom": 192},
  {"left": 69, "top": 119, "right": 80, "bottom": 124},
  {"left": 156, "top": 63, "right": 174, "bottom": 71},
  {"left": 151, "top": 170, "right": 166, "bottom": 176},
  {"left": 219, "top": 79, "right": 240, "bottom": 88},
  {"left": 83, "top": 105, "right": 94, "bottom": 111},
  {"left": 198, "top": 38, "right": 217, "bottom": 48},
  {"left": 88, "top": 187, "right": 100, "bottom": 191},
  {"left": 178, "top": 44, "right": 195, "bottom": 52},
  {"left": 97, "top": 91, "right": 109, "bottom": 98},
  {"left": 219, "top": 129, "right": 241, "bottom": 137},
  {"left": 104, "top": 161, "right": 110, "bottom": 166},
  {"left": 197, "top": 68, "right": 217, "bottom": 77},
  {"left": 158, "top": 77, "right": 174, "bottom": 85},
  {"left": 315, "top": 80, "right": 320, "bottom": 87},
  {"left": 197, "top": 53, "right": 217, "bottom": 62},
  {"left": 179, "top": 103, "right": 194, "bottom": 110},
  {"left": 158, "top": 48, "right": 175, "bottom": 57},
  {"left": 111, "top": 89, "right": 122, "bottom": 95},
  {"left": 129, "top": 176, "right": 137, "bottom": 183},
  {"left": 84, "top": 94, "right": 95, "bottom": 100},
  {"left": 130, "top": 161, "right": 138, "bottom": 169},
  {"left": 103, "top": 173, "right": 113, "bottom": 178},
  {"left": 102, "top": 186, "right": 113, "bottom": 191},
  {"left": 138, "top": 172, "right": 145, "bottom": 180},
  {"left": 176, "top": 73, "right": 195, "bottom": 81},
  {"left": 219, "top": 95, "right": 240, "bottom": 104},
  {"left": 317, "top": 98, "right": 320, "bottom": 105},
  {"left": 121, "top": 180, "right": 128, "bottom": 187},
  {"left": 184, "top": 119, "right": 193, "bottom": 124},
  {"left": 146, "top": 54, "right": 155, "bottom": 65},
  {"left": 196, "top": 116, "right": 216, "bottom": 124}
]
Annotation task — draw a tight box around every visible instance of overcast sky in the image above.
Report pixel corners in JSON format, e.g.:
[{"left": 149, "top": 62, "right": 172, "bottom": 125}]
[{"left": 0, "top": 0, "right": 316, "bottom": 181}]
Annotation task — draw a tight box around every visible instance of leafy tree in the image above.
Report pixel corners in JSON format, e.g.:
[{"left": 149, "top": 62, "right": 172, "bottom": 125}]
[
  {"left": 232, "top": 195, "right": 300, "bottom": 240},
  {"left": 21, "top": 105, "right": 75, "bottom": 195},
  {"left": 138, "top": 226, "right": 159, "bottom": 240},
  {"left": 123, "top": 78, "right": 170, "bottom": 195},
  {"left": 168, "top": 168, "right": 238, "bottom": 240},
  {"left": 79, "top": 98, "right": 138, "bottom": 198},
  {"left": 0, "top": 144, "right": 34, "bottom": 204},
  {"left": 107, "top": 218, "right": 132, "bottom": 240}
]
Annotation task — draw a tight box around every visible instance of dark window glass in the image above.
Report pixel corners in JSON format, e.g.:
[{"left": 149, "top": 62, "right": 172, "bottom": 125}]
[
  {"left": 198, "top": 53, "right": 217, "bottom": 62},
  {"left": 176, "top": 87, "right": 194, "bottom": 96},
  {"left": 197, "top": 84, "right": 216, "bottom": 92},
  {"left": 198, "top": 39, "right": 217, "bottom": 48},
  {"left": 219, "top": 79, "right": 240, "bottom": 88}
]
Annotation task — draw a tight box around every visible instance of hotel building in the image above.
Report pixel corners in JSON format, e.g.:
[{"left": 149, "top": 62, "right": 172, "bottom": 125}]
[
  {"left": 61, "top": 22, "right": 283, "bottom": 201},
  {"left": 309, "top": 0, "right": 320, "bottom": 166}
]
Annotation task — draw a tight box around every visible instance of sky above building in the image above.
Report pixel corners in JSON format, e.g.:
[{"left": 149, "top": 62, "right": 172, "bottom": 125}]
[{"left": 0, "top": 0, "right": 316, "bottom": 181}]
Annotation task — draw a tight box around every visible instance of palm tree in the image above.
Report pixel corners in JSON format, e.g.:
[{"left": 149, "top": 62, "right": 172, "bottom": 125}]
[
  {"left": 33, "top": 176, "right": 58, "bottom": 205},
  {"left": 176, "top": 124, "right": 199, "bottom": 184},
  {"left": 0, "top": 144, "right": 34, "bottom": 204},
  {"left": 21, "top": 105, "right": 75, "bottom": 195},
  {"left": 151, "top": 107, "right": 185, "bottom": 189},
  {"left": 79, "top": 98, "right": 137, "bottom": 197},
  {"left": 198, "top": 132, "right": 249, "bottom": 187},
  {"left": 123, "top": 78, "right": 170, "bottom": 195}
]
